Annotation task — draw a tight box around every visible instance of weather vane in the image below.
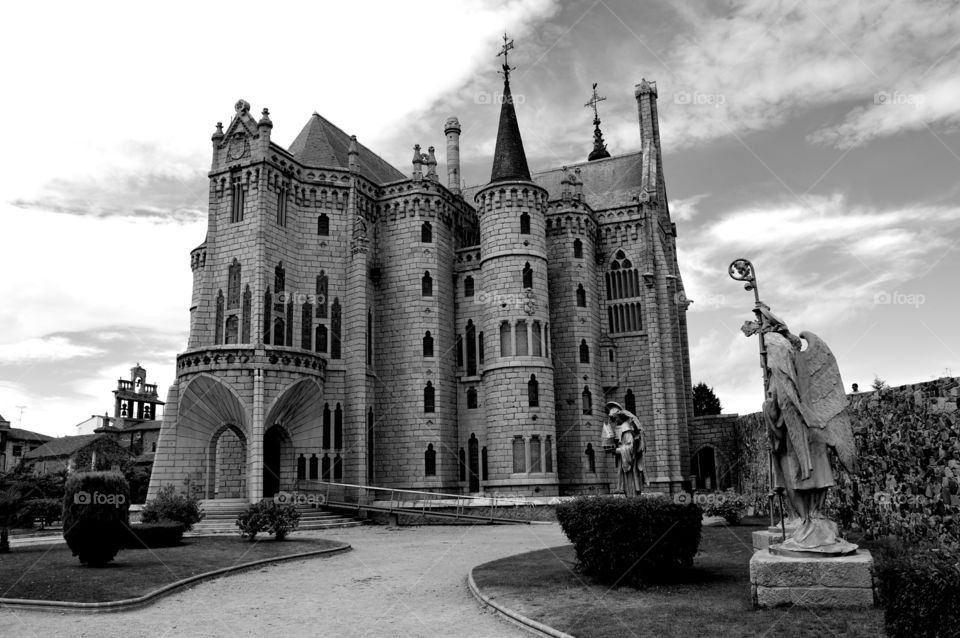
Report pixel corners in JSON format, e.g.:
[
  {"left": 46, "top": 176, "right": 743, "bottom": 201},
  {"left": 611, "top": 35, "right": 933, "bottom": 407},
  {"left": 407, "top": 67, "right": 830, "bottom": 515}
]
[
  {"left": 497, "top": 32, "right": 515, "bottom": 81},
  {"left": 585, "top": 82, "right": 607, "bottom": 122}
]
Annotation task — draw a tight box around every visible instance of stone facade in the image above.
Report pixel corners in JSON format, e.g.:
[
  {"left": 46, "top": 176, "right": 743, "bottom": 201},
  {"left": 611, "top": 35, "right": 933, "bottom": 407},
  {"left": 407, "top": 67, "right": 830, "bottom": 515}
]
[{"left": 148, "top": 76, "right": 694, "bottom": 502}]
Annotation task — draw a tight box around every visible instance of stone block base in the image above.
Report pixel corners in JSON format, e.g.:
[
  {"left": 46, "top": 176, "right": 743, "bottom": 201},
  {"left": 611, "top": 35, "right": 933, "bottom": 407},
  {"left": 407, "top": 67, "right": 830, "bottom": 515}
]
[
  {"left": 750, "top": 549, "right": 875, "bottom": 608},
  {"left": 752, "top": 530, "right": 790, "bottom": 551}
]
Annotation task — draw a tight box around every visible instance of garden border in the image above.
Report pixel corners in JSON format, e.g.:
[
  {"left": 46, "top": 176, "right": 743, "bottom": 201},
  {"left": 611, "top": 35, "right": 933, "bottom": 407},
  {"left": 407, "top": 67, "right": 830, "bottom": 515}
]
[
  {"left": 0, "top": 542, "right": 351, "bottom": 614},
  {"left": 467, "top": 567, "right": 573, "bottom": 638}
]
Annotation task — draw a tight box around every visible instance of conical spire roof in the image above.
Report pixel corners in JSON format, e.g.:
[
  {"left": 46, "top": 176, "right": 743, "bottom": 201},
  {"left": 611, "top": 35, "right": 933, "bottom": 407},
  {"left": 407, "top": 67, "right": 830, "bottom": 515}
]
[{"left": 489, "top": 78, "right": 531, "bottom": 183}]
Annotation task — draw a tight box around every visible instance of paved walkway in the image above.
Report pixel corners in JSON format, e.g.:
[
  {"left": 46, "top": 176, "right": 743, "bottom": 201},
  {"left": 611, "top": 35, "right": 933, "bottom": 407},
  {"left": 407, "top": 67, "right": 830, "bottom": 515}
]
[{"left": 1, "top": 523, "right": 569, "bottom": 638}]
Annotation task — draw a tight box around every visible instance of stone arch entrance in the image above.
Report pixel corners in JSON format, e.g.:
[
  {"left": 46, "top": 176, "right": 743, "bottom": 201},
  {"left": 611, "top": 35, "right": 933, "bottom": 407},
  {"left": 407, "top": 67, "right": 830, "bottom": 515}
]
[
  {"left": 207, "top": 424, "right": 247, "bottom": 499},
  {"left": 264, "top": 424, "right": 294, "bottom": 497},
  {"left": 691, "top": 446, "right": 718, "bottom": 491}
]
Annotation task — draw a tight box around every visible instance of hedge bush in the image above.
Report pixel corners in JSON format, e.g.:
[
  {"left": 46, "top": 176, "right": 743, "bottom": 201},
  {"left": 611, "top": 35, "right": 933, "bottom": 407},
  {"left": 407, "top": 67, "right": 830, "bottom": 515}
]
[
  {"left": 123, "top": 522, "right": 184, "bottom": 548},
  {"left": 16, "top": 498, "right": 62, "bottom": 528},
  {"left": 874, "top": 541, "right": 960, "bottom": 637},
  {"left": 62, "top": 471, "right": 130, "bottom": 566},
  {"left": 556, "top": 496, "right": 702, "bottom": 586},
  {"left": 140, "top": 485, "right": 204, "bottom": 531},
  {"left": 236, "top": 501, "right": 300, "bottom": 541},
  {"left": 703, "top": 489, "right": 749, "bottom": 524}
]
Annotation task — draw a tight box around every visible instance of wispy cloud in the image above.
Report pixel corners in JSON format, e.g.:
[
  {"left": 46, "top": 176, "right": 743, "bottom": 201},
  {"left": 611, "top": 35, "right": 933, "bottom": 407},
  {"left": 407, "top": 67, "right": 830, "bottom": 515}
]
[{"left": 0, "top": 336, "right": 103, "bottom": 364}]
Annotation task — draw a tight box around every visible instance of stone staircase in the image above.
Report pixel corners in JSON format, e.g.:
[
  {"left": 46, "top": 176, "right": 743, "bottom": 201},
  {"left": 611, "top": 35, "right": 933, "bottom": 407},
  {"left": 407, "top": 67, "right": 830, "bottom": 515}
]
[{"left": 190, "top": 498, "right": 363, "bottom": 535}]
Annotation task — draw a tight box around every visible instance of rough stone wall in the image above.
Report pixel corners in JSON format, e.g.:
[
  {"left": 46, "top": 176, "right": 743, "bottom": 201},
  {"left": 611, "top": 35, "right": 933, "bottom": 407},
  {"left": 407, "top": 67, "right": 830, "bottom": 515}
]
[
  {"left": 546, "top": 198, "right": 608, "bottom": 495},
  {"left": 374, "top": 185, "right": 458, "bottom": 490},
  {"left": 475, "top": 182, "right": 559, "bottom": 496},
  {"left": 688, "top": 414, "right": 740, "bottom": 490},
  {"left": 215, "top": 428, "right": 246, "bottom": 498}
]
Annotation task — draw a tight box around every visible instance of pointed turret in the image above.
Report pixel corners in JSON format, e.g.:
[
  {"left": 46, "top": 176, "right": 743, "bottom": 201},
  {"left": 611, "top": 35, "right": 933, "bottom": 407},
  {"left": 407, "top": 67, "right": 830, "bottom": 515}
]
[{"left": 489, "top": 37, "right": 530, "bottom": 183}]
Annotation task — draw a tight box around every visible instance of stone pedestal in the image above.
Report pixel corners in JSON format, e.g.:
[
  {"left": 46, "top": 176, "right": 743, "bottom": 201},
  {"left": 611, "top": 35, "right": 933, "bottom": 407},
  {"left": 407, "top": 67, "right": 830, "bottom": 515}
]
[
  {"left": 752, "top": 529, "right": 786, "bottom": 551},
  {"left": 750, "top": 549, "right": 875, "bottom": 608}
]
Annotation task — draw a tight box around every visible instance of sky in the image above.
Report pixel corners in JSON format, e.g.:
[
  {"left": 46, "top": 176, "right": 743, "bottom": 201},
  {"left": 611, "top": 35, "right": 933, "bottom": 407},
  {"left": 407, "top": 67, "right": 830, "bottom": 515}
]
[{"left": 1, "top": 0, "right": 958, "bottom": 437}]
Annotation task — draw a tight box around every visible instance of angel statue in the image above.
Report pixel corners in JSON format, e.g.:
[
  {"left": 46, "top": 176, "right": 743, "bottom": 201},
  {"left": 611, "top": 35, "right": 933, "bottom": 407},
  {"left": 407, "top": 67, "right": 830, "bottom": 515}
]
[
  {"left": 602, "top": 402, "right": 645, "bottom": 496},
  {"left": 747, "top": 304, "right": 859, "bottom": 555}
]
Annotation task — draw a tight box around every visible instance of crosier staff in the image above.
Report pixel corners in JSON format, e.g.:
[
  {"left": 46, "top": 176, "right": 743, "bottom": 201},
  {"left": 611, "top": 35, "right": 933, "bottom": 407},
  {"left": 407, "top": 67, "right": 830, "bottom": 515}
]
[{"left": 728, "top": 258, "right": 786, "bottom": 542}]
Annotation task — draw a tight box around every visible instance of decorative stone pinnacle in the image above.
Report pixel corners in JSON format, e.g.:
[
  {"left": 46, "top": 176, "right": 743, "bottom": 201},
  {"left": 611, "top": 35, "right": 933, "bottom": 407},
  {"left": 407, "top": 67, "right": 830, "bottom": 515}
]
[
  {"left": 258, "top": 108, "right": 272, "bottom": 127},
  {"left": 235, "top": 99, "right": 250, "bottom": 115}
]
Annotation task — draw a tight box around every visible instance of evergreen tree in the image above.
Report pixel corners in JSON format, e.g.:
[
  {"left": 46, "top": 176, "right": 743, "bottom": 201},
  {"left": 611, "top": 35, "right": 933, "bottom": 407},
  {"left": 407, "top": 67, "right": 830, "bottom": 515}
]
[{"left": 693, "top": 382, "right": 722, "bottom": 416}]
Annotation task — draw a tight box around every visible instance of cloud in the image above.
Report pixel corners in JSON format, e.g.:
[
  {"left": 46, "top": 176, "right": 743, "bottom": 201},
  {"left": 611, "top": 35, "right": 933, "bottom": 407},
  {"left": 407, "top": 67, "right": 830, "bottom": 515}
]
[
  {"left": 670, "top": 193, "right": 710, "bottom": 222},
  {"left": 0, "top": 336, "right": 103, "bottom": 364},
  {"left": 657, "top": 0, "right": 960, "bottom": 149}
]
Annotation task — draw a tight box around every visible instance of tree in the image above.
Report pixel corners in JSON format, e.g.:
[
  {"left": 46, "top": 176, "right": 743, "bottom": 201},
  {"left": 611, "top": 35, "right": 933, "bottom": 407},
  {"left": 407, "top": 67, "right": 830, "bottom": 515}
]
[
  {"left": 0, "top": 485, "right": 23, "bottom": 553},
  {"left": 693, "top": 382, "right": 722, "bottom": 416}
]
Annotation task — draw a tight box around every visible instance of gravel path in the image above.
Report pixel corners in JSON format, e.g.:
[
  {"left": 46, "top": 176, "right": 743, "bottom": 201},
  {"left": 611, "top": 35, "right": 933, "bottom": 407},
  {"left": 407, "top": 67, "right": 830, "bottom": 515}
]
[{"left": 1, "top": 523, "right": 569, "bottom": 638}]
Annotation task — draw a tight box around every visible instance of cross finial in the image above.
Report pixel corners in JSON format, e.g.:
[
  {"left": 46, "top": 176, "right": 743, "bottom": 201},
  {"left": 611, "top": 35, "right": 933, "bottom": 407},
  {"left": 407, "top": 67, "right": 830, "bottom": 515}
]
[
  {"left": 497, "top": 32, "right": 515, "bottom": 81},
  {"left": 584, "top": 82, "right": 607, "bottom": 123}
]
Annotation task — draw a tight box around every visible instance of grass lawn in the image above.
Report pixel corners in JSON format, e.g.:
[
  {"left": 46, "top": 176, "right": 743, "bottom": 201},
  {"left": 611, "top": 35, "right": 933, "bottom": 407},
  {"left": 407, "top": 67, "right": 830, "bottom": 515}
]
[
  {"left": 0, "top": 536, "right": 345, "bottom": 603},
  {"left": 472, "top": 521, "right": 886, "bottom": 638}
]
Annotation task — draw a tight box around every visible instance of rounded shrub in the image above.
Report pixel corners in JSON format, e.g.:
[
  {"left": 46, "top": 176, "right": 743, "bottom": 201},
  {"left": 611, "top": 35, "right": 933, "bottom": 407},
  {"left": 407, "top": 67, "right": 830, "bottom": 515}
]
[
  {"left": 556, "top": 495, "right": 702, "bottom": 586},
  {"left": 62, "top": 471, "right": 130, "bottom": 566},
  {"left": 140, "top": 485, "right": 204, "bottom": 531},
  {"left": 236, "top": 501, "right": 300, "bottom": 541}
]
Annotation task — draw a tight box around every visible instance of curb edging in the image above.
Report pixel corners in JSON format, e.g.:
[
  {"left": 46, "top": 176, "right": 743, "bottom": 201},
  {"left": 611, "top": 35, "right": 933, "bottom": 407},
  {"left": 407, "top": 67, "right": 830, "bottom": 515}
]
[
  {"left": 0, "top": 543, "right": 352, "bottom": 614},
  {"left": 467, "top": 569, "right": 575, "bottom": 638}
]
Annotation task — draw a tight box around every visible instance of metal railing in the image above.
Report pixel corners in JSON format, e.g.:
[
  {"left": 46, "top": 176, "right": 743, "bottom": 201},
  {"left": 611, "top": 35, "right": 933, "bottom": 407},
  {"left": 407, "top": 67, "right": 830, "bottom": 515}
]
[{"left": 292, "top": 480, "right": 536, "bottom": 524}]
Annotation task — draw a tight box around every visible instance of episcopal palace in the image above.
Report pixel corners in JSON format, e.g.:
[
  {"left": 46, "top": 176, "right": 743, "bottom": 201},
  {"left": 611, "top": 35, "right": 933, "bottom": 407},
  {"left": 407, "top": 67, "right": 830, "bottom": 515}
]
[{"left": 147, "top": 64, "right": 695, "bottom": 502}]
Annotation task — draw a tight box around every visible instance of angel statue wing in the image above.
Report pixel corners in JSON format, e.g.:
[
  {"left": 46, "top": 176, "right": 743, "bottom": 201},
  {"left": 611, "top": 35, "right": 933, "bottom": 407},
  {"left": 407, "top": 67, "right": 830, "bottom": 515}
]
[
  {"left": 795, "top": 331, "right": 858, "bottom": 474},
  {"left": 765, "top": 333, "right": 813, "bottom": 481}
]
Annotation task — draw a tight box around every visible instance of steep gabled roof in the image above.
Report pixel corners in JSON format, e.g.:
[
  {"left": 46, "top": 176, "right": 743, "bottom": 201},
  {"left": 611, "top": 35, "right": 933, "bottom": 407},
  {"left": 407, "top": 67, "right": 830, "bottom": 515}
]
[
  {"left": 23, "top": 434, "right": 114, "bottom": 460},
  {"left": 288, "top": 113, "right": 405, "bottom": 184},
  {"left": 1, "top": 427, "right": 54, "bottom": 443}
]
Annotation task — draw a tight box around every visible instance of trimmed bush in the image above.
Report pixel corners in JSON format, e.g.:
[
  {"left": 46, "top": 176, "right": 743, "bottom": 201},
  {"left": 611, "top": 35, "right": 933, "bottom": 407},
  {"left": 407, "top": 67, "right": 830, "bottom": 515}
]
[
  {"left": 123, "top": 522, "right": 184, "bottom": 549},
  {"left": 62, "top": 472, "right": 130, "bottom": 566},
  {"left": 140, "top": 485, "right": 204, "bottom": 531},
  {"left": 704, "top": 489, "right": 749, "bottom": 525},
  {"left": 556, "top": 496, "right": 702, "bottom": 586},
  {"left": 874, "top": 542, "right": 960, "bottom": 637},
  {"left": 16, "top": 498, "right": 62, "bottom": 528},
  {"left": 236, "top": 501, "right": 300, "bottom": 541}
]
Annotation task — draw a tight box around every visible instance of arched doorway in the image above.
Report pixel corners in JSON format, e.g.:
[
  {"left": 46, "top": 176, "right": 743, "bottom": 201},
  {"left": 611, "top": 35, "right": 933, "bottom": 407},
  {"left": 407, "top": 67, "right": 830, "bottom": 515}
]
[
  {"left": 691, "top": 446, "right": 718, "bottom": 491},
  {"left": 264, "top": 425, "right": 293, "bottom": 497},
  {"left": 207, "top": 425, "right": 247, "bottom": 499}
]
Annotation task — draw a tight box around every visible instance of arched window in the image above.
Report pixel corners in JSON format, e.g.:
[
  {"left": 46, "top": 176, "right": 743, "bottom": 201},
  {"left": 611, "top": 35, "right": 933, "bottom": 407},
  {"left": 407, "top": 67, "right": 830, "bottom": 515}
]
[
  {"left": 520, "top": 211, "right": 530, "bottom": 234},
  {"left": 322, "top": 403, "right": 331, "bottom": 448},
  {"left": 586, "top": 443, "right": 596, "bottom": 473},
  {"left": 466, "top": 320, "right": 477, "bottom": 376},
  {"left": 318, "top": 213, "right": 330, "bottom": 235},
  {"left": 316, "top": 271, "right": 328, "bottom": 318},
  {"left": 467, "top": 386, "right": 478, "bottom": 409},
  {"left": 421, "top": 221, "right": 432, "bottom": 243},
  {"left": 516, "top": 319, "right": 528, "bottom": 355},
  {"left": 531, "top": 321, "right": 542, "bottom": 357},
  {"left": 424, "top": 381, "right": 435, "bottom": 413},
  {"left": 276, "top": 184, "right": 288, "bottom": 227},
  {"left": 573, "top": 239, "right": 583, "bottom": 258},
  {"left": 225, "top": 315, "right": 238, "bottom": 344},
  {"left": 481, "top": 447, "right": 488, "bottom": 480},
  {"left": 545, "top": 436, "right": 553, "bottom": 473},
  {"left": 275, "top": 262, "right": 285, "bottom": 294},
  {"left": 522, "top": 263, "right": 533, "bottom": 289},
  {"left": 459, "top": 448, "right": 466, "bottom": 481},
  {"left": 528, "top": 375, "right": 539, "bottom": 407},
  {"left": 297, "top": 454, "right": 306, "bottom": 480},
  {"left": 309, "top": 454, "right": 318, "bottom": 480},
  {"left": 315, "top": 324, "right": 327, "bottom": 353},
  {"left": 263, "top": 288, "right": 272, "bottom": 345},
  {"left": 530, "top": 435, "right": 542, "bottom": 472},
  {"left": 366, "top": 310, "right": 373, "bottom": 365},
  {"left": 273, "top": 318, "right": 285, "bottom": 346},
  {"left": 422, "top": 331, "right": 434, "bottom": 357},
  {"left": 215, "top": 290, "right": 224, "bottom": 344},
  {"left": 478, "top": 332, "right": 484, "bottom": 364},
  {"left": 231, "top": 172, "right": 245, "bottom": 223},
  {"left": 500, "top": 321, "right": 512, "bottom": 357},
  {"left": 464, "top": 276, "right": 474, "bottom": 297},
  {"left": 334, "top": 403, "right": 343, "bottom": 449},
  {"left": 322, "top": 453, "right": 331, "bottom": 480},
  {"left": 331, "top": 298, "right": 342, "bottom": 359},
  {"left": 227, "top": 259, "right": 241, "bottom": 308},
  {"left": 242, "top": 285, "right": 251, "bottom": 343},
  {"left": 625, "top": 389, "right": 636, "bottom": 414},
  {"left": 333, "top": 453, "right": 343, "bottom": 480},
  {"left": 579, "top": 340, "right": 590, "bottom": 364},
  {"left": 582, "top": 386, "right": 592, "bottom": 414},
  {"left": 301, "top": 302, "right": 313, "bottom": 350},
  {"left": 422, "top": 271, "right": 433, "bottom": 297},
  {"left": 425, "top": 444, "right": 436, "bottom": 476},
  {"left": 576, "top": 284, "right": 586, "bottom": 307},
  {"left": 512, "top": 436, "right": 525, "bottom": 473}
]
